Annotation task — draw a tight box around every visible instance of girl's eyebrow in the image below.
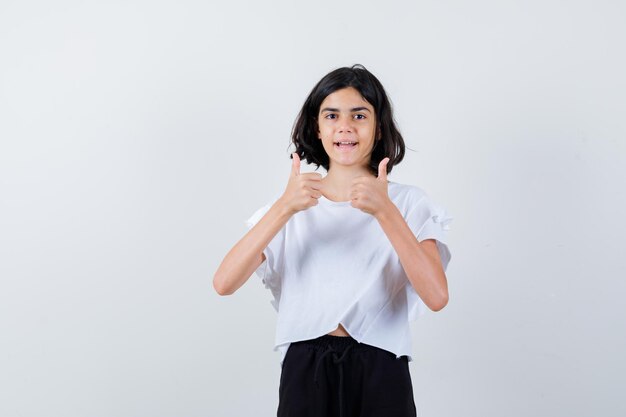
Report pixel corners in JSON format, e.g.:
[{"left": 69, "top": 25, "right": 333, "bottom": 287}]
[{"left": 320, "top": 106, "right": 372, "bottom": 113}]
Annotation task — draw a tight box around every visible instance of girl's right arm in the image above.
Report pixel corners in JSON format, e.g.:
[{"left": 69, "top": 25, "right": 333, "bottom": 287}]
[{"left": 212, "top": 153, "right": 323, "bottom": 296}]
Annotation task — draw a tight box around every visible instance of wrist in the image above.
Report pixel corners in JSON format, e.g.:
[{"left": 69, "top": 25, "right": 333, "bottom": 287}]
[
  {"left": 375, "top": 199, "right": 398, "bottom": 222},
  {"left": 274, "top": 197, "right": 296, "bottom": 218}
]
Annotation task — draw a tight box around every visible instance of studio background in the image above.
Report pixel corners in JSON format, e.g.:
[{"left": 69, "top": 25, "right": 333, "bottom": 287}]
[{"left": 1, "top": 1, "right": 624, "bottom": 416}]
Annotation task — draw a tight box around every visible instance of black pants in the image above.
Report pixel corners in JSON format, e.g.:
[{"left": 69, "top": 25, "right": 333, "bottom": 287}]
[{"left": 277, "top": 334, "right": 417, "bottom": 417}]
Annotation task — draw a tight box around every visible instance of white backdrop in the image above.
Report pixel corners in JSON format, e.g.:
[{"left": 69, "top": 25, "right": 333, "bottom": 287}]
[{"left": 1, "top": 1, "right": 625, "bottom": 416}]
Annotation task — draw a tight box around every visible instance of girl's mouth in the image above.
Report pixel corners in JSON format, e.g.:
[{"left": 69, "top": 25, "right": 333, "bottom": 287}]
[{"left": 334, "top": 141, "right": 358, "bottom": 151}]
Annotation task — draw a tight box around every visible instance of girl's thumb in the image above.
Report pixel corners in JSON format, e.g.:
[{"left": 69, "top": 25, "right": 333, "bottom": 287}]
[{"left": 291, "top": 153, "right": 300, "bottom": 177}]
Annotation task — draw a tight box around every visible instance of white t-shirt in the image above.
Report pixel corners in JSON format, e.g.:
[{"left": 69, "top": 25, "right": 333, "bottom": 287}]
[{"left": 244, "top": 180, "right": 452, "bottom": 367}]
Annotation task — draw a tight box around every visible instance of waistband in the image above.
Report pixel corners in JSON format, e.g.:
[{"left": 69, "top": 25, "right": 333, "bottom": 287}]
[{"left": 292, "top": 334, "right": 360, "bottom": 351}]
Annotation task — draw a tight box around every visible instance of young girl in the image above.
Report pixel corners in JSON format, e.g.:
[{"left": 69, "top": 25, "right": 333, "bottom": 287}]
[{"left": 214, "top": 64, "right": 452, "bottom": 417}]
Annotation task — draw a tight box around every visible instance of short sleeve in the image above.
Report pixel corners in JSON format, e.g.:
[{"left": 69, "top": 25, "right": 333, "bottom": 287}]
[
  {"left": 404, "top": 194, "right": 453, "bottom": 321},
  {"left": 244, "top": 201, "right": 285, "bottom": 312}
]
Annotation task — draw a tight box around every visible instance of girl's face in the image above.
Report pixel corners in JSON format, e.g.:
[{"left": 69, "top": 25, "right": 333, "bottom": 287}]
[{"left": 317, "top": 87, "right": 378, "bottom": 173}]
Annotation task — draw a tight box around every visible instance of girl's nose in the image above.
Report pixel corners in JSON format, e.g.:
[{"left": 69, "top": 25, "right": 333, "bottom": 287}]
[{"left": 338, "top": 116, "right": 354, "bottom": 132}]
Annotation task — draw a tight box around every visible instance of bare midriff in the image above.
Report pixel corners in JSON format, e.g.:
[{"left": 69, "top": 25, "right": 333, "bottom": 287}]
[{"left": 327, "top": 323, "right": 350, "bottom": 337}]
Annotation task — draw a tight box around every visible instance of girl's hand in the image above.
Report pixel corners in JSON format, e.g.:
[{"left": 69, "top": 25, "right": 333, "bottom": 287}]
[
  {"left": 278, "top": 153, "right": 323, "bottom": 215},
  {"left": 349, "top": 157, "right": 393, "bottom": 217}
]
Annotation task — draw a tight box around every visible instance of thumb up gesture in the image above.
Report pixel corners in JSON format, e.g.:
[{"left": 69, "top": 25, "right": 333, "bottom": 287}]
[
  {"left": 278, "top": 153, "right": 323, "bottom": 215},
  {"left": 348, "top": 157, "right": 392, "bottom": 217}
]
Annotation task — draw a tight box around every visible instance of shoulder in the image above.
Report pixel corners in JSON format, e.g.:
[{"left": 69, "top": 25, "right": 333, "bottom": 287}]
[
  {"left": 245, "top": 191, "right": 284, "bottom": 228},
  {"left": 388, "top": 181, "right": 429, "bottom": 208},
  {"left": 390, "top": 182, "right": 453, "bottom": 233}
]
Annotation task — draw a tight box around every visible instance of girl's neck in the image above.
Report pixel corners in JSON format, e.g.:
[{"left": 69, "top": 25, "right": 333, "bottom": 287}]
[{"left": 321, "top": 165, "right": 375, "bottom": 202}]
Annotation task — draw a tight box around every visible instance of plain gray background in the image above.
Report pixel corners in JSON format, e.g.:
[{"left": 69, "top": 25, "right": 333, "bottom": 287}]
[{"left": 1, "top": 0, "right": 625, "bottom": 416}]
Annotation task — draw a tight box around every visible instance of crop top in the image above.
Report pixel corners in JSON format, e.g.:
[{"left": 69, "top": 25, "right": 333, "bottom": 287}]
[{"left": 244, "top": 180, "right": 453, "bottom": 367}]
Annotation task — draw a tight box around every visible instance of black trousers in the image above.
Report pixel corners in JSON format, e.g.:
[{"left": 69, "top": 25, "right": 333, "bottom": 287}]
[{"left": 277, "top": 334, "right": 417, "bottom": 417}]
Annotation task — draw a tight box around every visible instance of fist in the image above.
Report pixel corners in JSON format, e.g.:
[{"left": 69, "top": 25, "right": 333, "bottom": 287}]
[
  {"left": 278, "top": 153, "right": 323, "bottom": 215},
  {"left": 349, "top": 157, "right": 392, "bottom": 216}
]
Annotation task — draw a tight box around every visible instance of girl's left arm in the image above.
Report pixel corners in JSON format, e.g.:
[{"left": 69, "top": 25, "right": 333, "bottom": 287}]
[{"left": 375, "top": 202, "right": 449, "bottom": 311}]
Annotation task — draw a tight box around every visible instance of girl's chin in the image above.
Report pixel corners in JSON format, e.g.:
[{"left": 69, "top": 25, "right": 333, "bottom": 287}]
[{"left": 328, "top": 157, "right": 369, "bottom": 169}]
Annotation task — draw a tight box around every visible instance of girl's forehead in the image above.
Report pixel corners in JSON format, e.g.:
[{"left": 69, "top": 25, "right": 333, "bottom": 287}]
[{"left": 320, "top": 87, "right": 374, "bottom": 109}]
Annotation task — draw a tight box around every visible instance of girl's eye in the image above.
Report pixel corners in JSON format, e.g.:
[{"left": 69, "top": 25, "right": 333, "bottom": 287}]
[{"left": 323, "top": 113, "right": 366, "bottom": 120}]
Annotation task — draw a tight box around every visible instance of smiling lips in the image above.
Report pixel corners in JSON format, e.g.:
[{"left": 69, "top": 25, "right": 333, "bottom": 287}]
[{"left": 334, "top": 141, "right": 358, "bottom": 150}]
